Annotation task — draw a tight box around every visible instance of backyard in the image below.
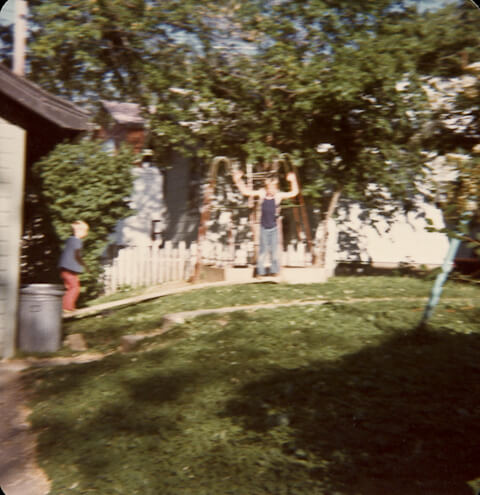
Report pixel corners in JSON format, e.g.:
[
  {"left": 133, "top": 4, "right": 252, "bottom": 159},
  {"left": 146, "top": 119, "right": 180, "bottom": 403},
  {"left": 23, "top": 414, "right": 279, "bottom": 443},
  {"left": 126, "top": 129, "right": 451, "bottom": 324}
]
[{"left": 22, "top": 275, "right": 480, "bottom": 495}]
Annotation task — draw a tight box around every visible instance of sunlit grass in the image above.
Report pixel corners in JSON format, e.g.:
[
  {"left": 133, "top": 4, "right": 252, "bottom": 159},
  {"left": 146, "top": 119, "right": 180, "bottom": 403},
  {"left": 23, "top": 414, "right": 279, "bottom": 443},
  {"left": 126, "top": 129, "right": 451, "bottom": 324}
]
[{"left": 61, "top": 275, "right": 479, "bottom": 355}]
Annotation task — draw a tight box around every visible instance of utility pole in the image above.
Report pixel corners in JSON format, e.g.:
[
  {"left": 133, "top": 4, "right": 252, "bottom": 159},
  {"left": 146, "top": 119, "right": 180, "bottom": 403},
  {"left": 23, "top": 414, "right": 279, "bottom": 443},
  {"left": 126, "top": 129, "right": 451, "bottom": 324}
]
[{"left": 13, "top": 0, "right": 28, "bottom": 76}]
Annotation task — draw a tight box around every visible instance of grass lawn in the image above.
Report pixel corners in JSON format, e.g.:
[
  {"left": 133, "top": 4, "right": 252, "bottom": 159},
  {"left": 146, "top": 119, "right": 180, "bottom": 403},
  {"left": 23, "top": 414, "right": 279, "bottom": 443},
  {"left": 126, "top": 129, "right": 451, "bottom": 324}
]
[{"left": 23, "top": 275, "right": 480, "bottom": 495}]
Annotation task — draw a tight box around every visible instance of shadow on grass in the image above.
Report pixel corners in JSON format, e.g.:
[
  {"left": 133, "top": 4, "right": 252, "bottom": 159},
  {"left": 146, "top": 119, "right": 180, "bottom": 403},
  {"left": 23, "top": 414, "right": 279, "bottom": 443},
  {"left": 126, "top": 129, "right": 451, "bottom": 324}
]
[
  {"left": 61, "top": 304, "right": 167, "bottom": 353},
  {"left": 222, "top": 326, "right": 480, "bottom": 495},
  {"left": 25, "top": 349, "right": 198, "bottom": 487},
  {"left": 25, "top": 312, "right": 480, "bottom": 495},
  {"left": 334, "top": 261, "right": 439, "bottom": 279}
]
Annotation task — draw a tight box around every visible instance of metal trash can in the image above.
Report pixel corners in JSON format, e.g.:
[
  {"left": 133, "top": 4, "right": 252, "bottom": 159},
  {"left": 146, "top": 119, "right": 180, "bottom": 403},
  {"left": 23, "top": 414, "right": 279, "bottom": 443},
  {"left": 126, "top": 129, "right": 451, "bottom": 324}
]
[{"left": 18, "top": 284, "right": 65, "bottom": 352}]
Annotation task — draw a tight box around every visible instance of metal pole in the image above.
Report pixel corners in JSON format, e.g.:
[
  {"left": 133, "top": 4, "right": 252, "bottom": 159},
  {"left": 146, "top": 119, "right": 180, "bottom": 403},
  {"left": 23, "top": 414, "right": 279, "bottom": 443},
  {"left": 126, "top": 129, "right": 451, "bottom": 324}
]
[
  {"left": 418, "top": 236, "right": 462, "bottom": 329},
  {"left": 418, "top": 211, "right": 473, "bottom": 329}
]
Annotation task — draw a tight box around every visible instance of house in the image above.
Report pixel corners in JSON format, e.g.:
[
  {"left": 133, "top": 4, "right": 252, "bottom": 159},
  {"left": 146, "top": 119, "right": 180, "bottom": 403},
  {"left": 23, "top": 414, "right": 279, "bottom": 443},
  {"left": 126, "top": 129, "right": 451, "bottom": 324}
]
[
  {"left": 331, "top": 197, "right": 450, "bottom": 272},
  {"left": 96, "top": 100, "right": 167, "bottom": 249},
  {"left": 96, "top": 100, "right": 146, "bottom": 154},
  {"left": 0, "top": 63, "right": 90, "bottom": 359},
  {"left": 98, "top": 99, "right": 457, "bottom": 285},
  {"left": 97, "top": 100, "right": 201, "bottom": 249}
]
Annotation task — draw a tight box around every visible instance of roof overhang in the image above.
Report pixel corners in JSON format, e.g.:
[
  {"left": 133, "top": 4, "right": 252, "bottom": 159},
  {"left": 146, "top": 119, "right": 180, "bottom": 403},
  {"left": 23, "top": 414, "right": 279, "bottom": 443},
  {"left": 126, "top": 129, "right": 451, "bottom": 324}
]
[
  {"left": 0, "top": 64, "right": 90, "bottom": 131},
  {"left": 101, "top": 100, "right": 145, "bottom": 126}
]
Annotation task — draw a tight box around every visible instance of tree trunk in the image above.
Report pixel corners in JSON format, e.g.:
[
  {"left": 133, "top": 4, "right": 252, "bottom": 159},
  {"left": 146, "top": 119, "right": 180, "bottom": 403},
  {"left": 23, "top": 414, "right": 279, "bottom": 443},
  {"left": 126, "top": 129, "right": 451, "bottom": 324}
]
[{"left": 316, "top": 188, "right": 342, "bottom": 268}]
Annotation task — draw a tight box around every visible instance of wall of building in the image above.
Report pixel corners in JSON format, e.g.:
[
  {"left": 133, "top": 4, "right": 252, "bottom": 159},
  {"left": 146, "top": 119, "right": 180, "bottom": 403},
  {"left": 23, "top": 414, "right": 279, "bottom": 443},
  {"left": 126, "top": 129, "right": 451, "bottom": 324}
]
[
  {"left": 111, "top": 163, "right": 166, "bottom": 247},
  {"left": 331, "top": 197, "right": 450, "bottom": 268},
  {"left": 0, "top": 118, "right": 25, "bottom": 359},
  {"left": 162, "top": 153, "right": 201, "bottom": 245},
  {"left": 108, "top": 150, "right": 453, "bottom": 272}
]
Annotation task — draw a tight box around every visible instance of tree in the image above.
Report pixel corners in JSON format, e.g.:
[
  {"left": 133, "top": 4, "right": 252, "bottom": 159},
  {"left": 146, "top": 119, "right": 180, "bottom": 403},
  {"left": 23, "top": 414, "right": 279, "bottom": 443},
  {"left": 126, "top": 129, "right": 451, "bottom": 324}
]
[
  {"left": 169, "top": 0, "right": 431, "bottom": 264},
  {"left": 27, "top": 0, "right": 238, "bottom": 103},
  {"left": 221, "top": 1, "right": 480, "bottom": 265},
  {"left": 411, "top": 2, "right": 480, "bottom": 78},
  {"left": 33, "top": 140, "right": 135, "bottom": 301},
  {"left": 0, "top": 19, "right": 12, "bottom": 66},
  {"left": 413, "top": 8, "right": 480, "bottom": 277},
  {"left": 27, "top": 0, "right": 478, "bottom": 268}
]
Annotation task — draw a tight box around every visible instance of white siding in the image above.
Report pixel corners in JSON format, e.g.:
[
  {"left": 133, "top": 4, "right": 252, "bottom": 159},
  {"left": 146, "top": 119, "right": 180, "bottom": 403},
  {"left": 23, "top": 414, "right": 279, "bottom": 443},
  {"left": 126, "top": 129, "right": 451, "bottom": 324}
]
[
  {"left": 333, "top": 198, "right": 450, "bottom": 267},
  {"left": 0, "top": 118, "right": 25, "bottom": 359},
  {"left": 112, "top": 164, "right": 166, "bottom": 246}
]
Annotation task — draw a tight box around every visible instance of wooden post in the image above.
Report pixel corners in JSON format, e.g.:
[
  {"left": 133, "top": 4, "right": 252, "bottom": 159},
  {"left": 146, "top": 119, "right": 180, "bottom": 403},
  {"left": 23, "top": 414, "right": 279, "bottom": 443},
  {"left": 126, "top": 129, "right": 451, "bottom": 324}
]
[
  {"left": 247, "top": 162, "right": 258, "bottom": 267},
  {"left": 192, "top": 157, "right": 231, "bottom": 281},
  {"left": 13, "top": 0, "right": 28, "bottom": 76},
  {"left": 292, "top": 168, "right": 315, "bottom": 263}
]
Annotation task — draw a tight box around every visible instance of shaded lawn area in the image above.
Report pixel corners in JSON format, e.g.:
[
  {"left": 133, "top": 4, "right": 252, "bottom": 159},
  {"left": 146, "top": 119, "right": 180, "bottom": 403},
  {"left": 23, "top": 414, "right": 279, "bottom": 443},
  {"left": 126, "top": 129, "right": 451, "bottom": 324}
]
[{"left": 23, "top": 277, "right": 480, "bottom": 495}]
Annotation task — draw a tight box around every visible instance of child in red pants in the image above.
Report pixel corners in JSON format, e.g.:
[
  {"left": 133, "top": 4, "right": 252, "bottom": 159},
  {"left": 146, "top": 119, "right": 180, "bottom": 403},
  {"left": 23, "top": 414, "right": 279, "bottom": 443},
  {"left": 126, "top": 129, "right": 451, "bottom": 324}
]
[{"left": 58, "top": 220, "right": 89, "bottom": 312}]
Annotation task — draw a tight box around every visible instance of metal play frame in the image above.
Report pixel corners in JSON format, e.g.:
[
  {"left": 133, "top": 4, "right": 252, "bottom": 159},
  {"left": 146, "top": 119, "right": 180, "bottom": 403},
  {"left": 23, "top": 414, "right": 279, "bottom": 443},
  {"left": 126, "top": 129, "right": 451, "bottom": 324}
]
[{"left": 192, "top": 155, "right": 315, "bottom": 282}]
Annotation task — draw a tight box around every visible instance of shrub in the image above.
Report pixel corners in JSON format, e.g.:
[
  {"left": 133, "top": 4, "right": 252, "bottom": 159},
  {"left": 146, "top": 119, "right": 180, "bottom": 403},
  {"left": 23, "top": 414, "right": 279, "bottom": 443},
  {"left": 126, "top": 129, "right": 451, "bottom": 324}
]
[{"left": 33, "top": 140, "right": 135, "bottom": 301}]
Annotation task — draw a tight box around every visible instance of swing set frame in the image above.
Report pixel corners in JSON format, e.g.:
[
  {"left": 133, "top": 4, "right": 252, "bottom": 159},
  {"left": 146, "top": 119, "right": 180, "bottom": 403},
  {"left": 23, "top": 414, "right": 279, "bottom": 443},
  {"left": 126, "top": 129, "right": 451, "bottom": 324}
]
[{"left": 192, "top": 155, "right": 315, "bottom": 282}]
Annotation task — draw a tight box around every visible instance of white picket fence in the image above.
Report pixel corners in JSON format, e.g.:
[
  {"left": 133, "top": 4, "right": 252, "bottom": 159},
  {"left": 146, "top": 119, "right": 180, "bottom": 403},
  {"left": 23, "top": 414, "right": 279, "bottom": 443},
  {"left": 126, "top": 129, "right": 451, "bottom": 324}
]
[{"left": 102, "top": 240, "right": 314, "bottom": 294}]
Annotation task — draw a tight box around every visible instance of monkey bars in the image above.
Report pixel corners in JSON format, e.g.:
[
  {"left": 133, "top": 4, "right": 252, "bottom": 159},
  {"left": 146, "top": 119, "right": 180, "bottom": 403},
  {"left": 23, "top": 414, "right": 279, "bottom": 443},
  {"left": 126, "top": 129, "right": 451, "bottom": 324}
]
[{"left": 192, "top": 155, "right": 314, "bottom": 282}]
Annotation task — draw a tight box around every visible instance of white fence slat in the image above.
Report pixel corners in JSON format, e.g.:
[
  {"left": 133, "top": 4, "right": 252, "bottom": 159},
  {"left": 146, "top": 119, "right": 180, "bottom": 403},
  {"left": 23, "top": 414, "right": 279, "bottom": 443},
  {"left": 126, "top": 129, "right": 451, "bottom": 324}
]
[
  {"left": 160, "top": 246, "right": 167, "bottom": 283},
  {"left": 173, "top": 246, "right": 179, "bottom": 281},
  {"left": 103, "top": 240, "right": 312, "bottom": 294},
  {"left": 287, "top": 243, "right": 295, "bottom": 266},
  {"left": 144, "top": 246, "right": 152, "bottom": 287},
  {"left": 128, "top": 248, "right": 136, "bottom": 286},
  {"left": 165, "top": 241, "right": 172, "bottom": 282},
  {"left": 151, "top": 243, "right": 158, "bottom": 285},
  {"left": 131, "top": 247, "right": 139, "bottom": 287},
  {"left": 116, "top": 249, "right": 124, "bottom": 287},
  {"left": 178, "top": 241, "right": 186, "bottom": 280},
  {"left": 188, "top": 242, "right": 197, "bottom": 280},
  {"left": 136, "top": 247, "right": 143, "bottom": 287},
  {"left": 298, "top": 243, "right": 305, "bottom": 267}
]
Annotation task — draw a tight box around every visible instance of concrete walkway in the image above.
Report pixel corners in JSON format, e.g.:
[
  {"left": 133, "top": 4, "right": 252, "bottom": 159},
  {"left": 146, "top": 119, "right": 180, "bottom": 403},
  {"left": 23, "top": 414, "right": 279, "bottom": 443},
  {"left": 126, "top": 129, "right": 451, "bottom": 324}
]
[{"left": 64, "top": 278, "right": 278, "bottom": 319}]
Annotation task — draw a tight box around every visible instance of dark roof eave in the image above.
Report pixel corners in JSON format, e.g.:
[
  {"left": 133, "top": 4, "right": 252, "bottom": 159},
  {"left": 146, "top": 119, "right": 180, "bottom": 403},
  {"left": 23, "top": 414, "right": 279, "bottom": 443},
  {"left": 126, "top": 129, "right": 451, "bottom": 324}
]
[{"left": 0, "top": 64, "right": 90, "bottom": 131}]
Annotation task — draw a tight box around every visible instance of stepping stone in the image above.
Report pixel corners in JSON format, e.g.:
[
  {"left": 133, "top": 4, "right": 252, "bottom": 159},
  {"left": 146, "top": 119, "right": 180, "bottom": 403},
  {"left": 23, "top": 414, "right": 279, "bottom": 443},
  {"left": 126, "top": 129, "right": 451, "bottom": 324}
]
[
  {"left": 120, "top": 335, "right": 146, "bottom": 352},
  {"left": 63, "top": 333, "right": 87, "bottom": 352}
]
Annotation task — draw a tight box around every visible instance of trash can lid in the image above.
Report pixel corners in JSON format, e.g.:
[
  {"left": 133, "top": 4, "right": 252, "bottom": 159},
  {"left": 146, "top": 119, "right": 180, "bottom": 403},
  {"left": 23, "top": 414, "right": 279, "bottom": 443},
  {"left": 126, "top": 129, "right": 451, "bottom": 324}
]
[{"left": 20, "top": 284, "right": 65, "bottom": 296}]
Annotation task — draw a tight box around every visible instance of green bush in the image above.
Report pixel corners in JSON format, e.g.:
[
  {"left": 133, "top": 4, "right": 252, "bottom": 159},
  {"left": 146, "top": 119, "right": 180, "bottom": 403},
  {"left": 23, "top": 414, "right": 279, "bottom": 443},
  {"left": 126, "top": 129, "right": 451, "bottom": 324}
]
[{"left": 33, "top": 140, "right": 135, "bottom": 301}]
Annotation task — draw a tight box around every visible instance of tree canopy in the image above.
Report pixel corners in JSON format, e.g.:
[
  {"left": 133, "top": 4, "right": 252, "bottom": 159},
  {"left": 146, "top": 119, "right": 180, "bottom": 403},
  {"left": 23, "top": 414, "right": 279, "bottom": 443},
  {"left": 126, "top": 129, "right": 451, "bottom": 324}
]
[{"left": 24, "top": 0, "right": 480, "bottom": 266}]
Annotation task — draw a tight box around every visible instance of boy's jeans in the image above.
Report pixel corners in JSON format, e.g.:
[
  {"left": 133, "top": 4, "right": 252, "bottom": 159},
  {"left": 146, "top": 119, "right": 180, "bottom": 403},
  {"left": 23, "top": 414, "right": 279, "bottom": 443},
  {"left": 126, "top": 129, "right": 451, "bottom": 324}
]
[{"left": 258, "top": 226, "right": 279, "bottom": 275}]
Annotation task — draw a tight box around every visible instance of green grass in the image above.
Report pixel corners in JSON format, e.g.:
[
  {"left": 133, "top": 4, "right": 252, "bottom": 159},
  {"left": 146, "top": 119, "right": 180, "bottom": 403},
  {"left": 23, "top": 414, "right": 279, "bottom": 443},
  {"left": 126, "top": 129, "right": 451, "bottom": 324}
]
[
  {"left": 60, "top": 275, "right": 480, "bottom": 355},
  {"left": 23, "top": 276, "right": 480, "bottom": 495}
]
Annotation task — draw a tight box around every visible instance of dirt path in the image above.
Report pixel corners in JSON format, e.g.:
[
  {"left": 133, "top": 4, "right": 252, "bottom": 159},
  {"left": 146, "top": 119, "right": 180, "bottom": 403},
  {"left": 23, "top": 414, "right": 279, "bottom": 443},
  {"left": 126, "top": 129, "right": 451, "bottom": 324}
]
[
  {"left": 0, "top": 354, "right": 106, "bottom": 495},
  {"left": 0, "top": 360, "right": 50, "bottom": 495}
]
